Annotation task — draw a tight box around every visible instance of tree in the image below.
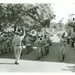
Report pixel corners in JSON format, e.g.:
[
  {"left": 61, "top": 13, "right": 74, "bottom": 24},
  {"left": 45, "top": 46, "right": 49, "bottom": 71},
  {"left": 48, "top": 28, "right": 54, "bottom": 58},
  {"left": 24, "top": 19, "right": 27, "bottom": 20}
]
[{"left": 0, "top": 3, "right": 54, "bottom": 36}]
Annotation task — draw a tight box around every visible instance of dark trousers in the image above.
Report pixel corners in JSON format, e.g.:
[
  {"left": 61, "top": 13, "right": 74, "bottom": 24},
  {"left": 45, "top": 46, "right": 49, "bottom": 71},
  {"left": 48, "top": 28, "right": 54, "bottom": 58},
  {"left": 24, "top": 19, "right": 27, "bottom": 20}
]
[
  {"left": 67, "top": 38, "right": 70, "bottom": 44},
  {"left": 71, "top": 38, "right": 74, "bottom": 48},
  {"left": 26, "top": 44, "right": 32, "bottom": 54},
  {"left": 44, "top": 45, "right": 49, "bottom": 55}
]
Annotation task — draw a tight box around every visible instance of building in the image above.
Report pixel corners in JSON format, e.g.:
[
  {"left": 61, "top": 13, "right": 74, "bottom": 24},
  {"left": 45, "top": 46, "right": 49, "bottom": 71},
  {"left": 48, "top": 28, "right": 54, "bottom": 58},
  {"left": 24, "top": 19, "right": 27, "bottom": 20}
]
[{"left": 67, "top": 14, "right": 75, "bottom": 36}]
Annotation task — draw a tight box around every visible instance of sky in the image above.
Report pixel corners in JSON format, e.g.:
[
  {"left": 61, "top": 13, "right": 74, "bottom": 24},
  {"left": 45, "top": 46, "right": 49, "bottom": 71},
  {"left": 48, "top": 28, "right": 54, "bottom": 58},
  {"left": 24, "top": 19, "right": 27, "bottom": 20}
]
[{"left": 51, "top": 3, "right": 75, "bottom": 23}]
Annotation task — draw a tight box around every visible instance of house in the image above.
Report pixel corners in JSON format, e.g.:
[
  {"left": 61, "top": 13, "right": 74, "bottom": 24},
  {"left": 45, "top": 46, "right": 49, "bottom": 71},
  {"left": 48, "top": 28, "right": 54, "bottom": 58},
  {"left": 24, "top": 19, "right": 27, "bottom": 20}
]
[{"left": 67, "top": 14, "right": 75, "bottom": 36}]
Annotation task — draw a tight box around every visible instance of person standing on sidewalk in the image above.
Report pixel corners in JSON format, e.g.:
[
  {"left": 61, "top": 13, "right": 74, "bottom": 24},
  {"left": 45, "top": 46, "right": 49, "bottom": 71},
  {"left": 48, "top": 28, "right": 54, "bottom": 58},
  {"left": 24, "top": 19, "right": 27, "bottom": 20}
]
[
  {"left": 12, "top": 27, "right": 25, "bottom": 65},
  {"left": 60, "top": 34, "right": 67, "bottom": 62}
]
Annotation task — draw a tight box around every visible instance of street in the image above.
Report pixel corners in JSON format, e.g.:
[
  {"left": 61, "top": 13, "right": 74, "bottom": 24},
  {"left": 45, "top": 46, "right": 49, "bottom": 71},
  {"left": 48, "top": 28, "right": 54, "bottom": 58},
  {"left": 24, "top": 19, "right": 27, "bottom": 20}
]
[{"left": 0, "top": 34, "right": 75, "bottom": 72}]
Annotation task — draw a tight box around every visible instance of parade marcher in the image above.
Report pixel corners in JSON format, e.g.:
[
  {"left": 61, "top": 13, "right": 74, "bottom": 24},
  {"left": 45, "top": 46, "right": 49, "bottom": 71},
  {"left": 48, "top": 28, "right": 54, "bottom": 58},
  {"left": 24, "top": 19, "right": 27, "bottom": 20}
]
[
  {"left": 0, "top": 44, "right": 1, "bottom": 55},
  {"left": 30, "top": 30, "right": 37, "bottom": 43},
  {"left": 30, "top": 35, "right": 34, "bottom": 52},
  {"left": 1, "top": 39, "right": 5, "bottom": 54},
  {"left": 1, "top": 41, "right": 4, "bottom": 54},
  {"left": 67, "top": 34, "right": 71, "bottom": 44},
  {"left": 7, "top": 38, "right": 11, "bottom": 52},
  {"left": 0, "top": 40, "right": 1, "bottom": 55},
  {"left": 25, "top": 34, "right": 32, "bottom": 54},
  {"left": 46, "top": 35, "right": 52, "bottom": 54},
  {"left": 70, "top": 37, "right": 74, "bottom": 48},
  {"left": 71, "top": 32, "right": 75, "bottom": 48},
  {"left": 42, "top": 35, "right": 47, "bottom": 56},
  {"left": 12, "top": 27, "right": 25, "bottom": 65},
  {"left": 20, "top": 39, "right": 24, "bottom": 56},
  {"left": 4, "top": 40, "right": 7, "bottom": 53},
  {"left": 9, "top": 37, "right": 13, "bottom": 52},
  {"left": 67, "top": 35, "right": 73, "bottom": 47},
  {"left": 40, "top": 35, "right": 44, "bottom": 57},
  {"left": 60, "top": 34, "right": 67, "bottom": 62},
  {"left": 34, "top": 36, "right": 42, "bottom": 59},
  {"left": 43, "top": 35, "right": 50, "bottom": 55},
  {"left": 6, "top": 39, "right": 10, "bottom": 53}
]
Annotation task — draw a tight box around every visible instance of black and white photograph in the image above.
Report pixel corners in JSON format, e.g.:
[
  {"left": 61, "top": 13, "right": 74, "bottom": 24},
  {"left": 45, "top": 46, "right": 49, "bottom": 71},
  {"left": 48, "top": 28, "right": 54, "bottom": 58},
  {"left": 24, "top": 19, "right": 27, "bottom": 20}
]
[{"left": 0, "top": 0, "right": 75, "bottom": 73}]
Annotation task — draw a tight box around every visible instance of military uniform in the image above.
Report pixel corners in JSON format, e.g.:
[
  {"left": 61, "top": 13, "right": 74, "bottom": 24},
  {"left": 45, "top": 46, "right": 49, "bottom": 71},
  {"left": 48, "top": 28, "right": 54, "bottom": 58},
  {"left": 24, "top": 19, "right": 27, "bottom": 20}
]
[
  {"left": 34, "top": 38, "right": 42, "bottom": 59},
  {"left": 1, "top": 41, "right": 5, "bottom": 54},
  {"left": 9, "top": 37, "right": 13, "bottom": 52},
  {"left": 71, "top": 32, "right": 75, "bottom": 48},
  {"left": 42, "top": 35, "right": 50, "bottom": 55},
  {"left": 40, "top": 38, "right": 45, "bottom": 56},
  {"left": 25, "top": 35, "right": 32, "bottom": 54},
  {"left": 6, "top": 39, "right": 10, "bottom": 53},
  {"left": 46, "top": 36, "right": 51, "bottom": 54},
  {"left": 12, "top": 29, "right": 25, "bottom": 64},
  {"left": 60, "top": 37, "right": 66, "bottom": 61},
  {"left": 0, "top": 38, "right": 1, "bottom": 54},
  {"left": 4, "top": 40, "right": 7, "bottom": 53}
]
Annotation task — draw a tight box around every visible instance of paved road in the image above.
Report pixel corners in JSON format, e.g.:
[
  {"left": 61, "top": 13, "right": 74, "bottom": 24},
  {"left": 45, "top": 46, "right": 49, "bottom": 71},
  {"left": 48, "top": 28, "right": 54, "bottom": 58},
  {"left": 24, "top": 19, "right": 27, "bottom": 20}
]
[
  {"left": 50, "top": 34, "right": 60, "bottom": 42},
  {"left": 0, "top": 42, "right": 75, "bottom": 64},
  {"left": 0, "top": 43, "right": 75, "bottom": 72}
]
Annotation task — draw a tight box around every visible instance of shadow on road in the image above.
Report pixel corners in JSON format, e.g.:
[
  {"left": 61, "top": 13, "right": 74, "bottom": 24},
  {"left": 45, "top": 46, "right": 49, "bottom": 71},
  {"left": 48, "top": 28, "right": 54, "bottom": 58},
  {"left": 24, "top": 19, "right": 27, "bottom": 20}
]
[
  {"left": 0, "top": 63, "right": 15, "bottom": 65},
  {"left": 62, "top": 66, "right": 75, "bottom": 72}
]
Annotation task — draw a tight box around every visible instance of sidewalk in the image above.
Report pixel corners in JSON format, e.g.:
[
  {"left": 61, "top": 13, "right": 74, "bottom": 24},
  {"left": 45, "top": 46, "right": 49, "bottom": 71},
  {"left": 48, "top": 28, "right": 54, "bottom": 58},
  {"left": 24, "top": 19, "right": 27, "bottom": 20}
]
[{"left": 0, "top": 58, "right": 75, "bottom": 72}]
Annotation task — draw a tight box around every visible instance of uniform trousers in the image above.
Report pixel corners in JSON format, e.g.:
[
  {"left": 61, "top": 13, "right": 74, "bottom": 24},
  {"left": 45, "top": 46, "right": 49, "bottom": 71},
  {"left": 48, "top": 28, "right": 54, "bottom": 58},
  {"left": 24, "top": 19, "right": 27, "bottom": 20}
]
[
  {"left": 14, "top": 46, "right": 22, "bottom": 63},
  {"left": 44, "top": 45, "right": 49, "bottom": 55},
  {"left": 74, "top": 43, "right": 75, "bottom": 49},
  {"left": 36, "top": 47, "right": 42, "bottom": 59},
  {"left": 60, "top": 45, "right": 65, "bottom": 61},
  {"left": 42, "top": 46, "right": 45, "bottom": 55},
  {"left": 26, "top": 44, "right": 31, "bottom": 54}
]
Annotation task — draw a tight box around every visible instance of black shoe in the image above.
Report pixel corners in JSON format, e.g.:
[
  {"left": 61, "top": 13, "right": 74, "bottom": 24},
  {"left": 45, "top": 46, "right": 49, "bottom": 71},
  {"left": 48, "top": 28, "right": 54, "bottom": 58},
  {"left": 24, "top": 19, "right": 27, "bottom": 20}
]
[
  {"left": 14, "top": 62, "right": 19, "bottom": 65},
  {"left": 16, "top": 62, "right": 19, "bottom": 65}
]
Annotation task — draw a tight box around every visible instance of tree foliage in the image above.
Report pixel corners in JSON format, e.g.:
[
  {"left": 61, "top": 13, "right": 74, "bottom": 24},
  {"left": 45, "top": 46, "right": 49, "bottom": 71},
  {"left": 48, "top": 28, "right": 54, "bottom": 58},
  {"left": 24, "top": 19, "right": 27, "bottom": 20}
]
[{"left": 0, "top": 3, "right": 54, "bottom": 33}]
